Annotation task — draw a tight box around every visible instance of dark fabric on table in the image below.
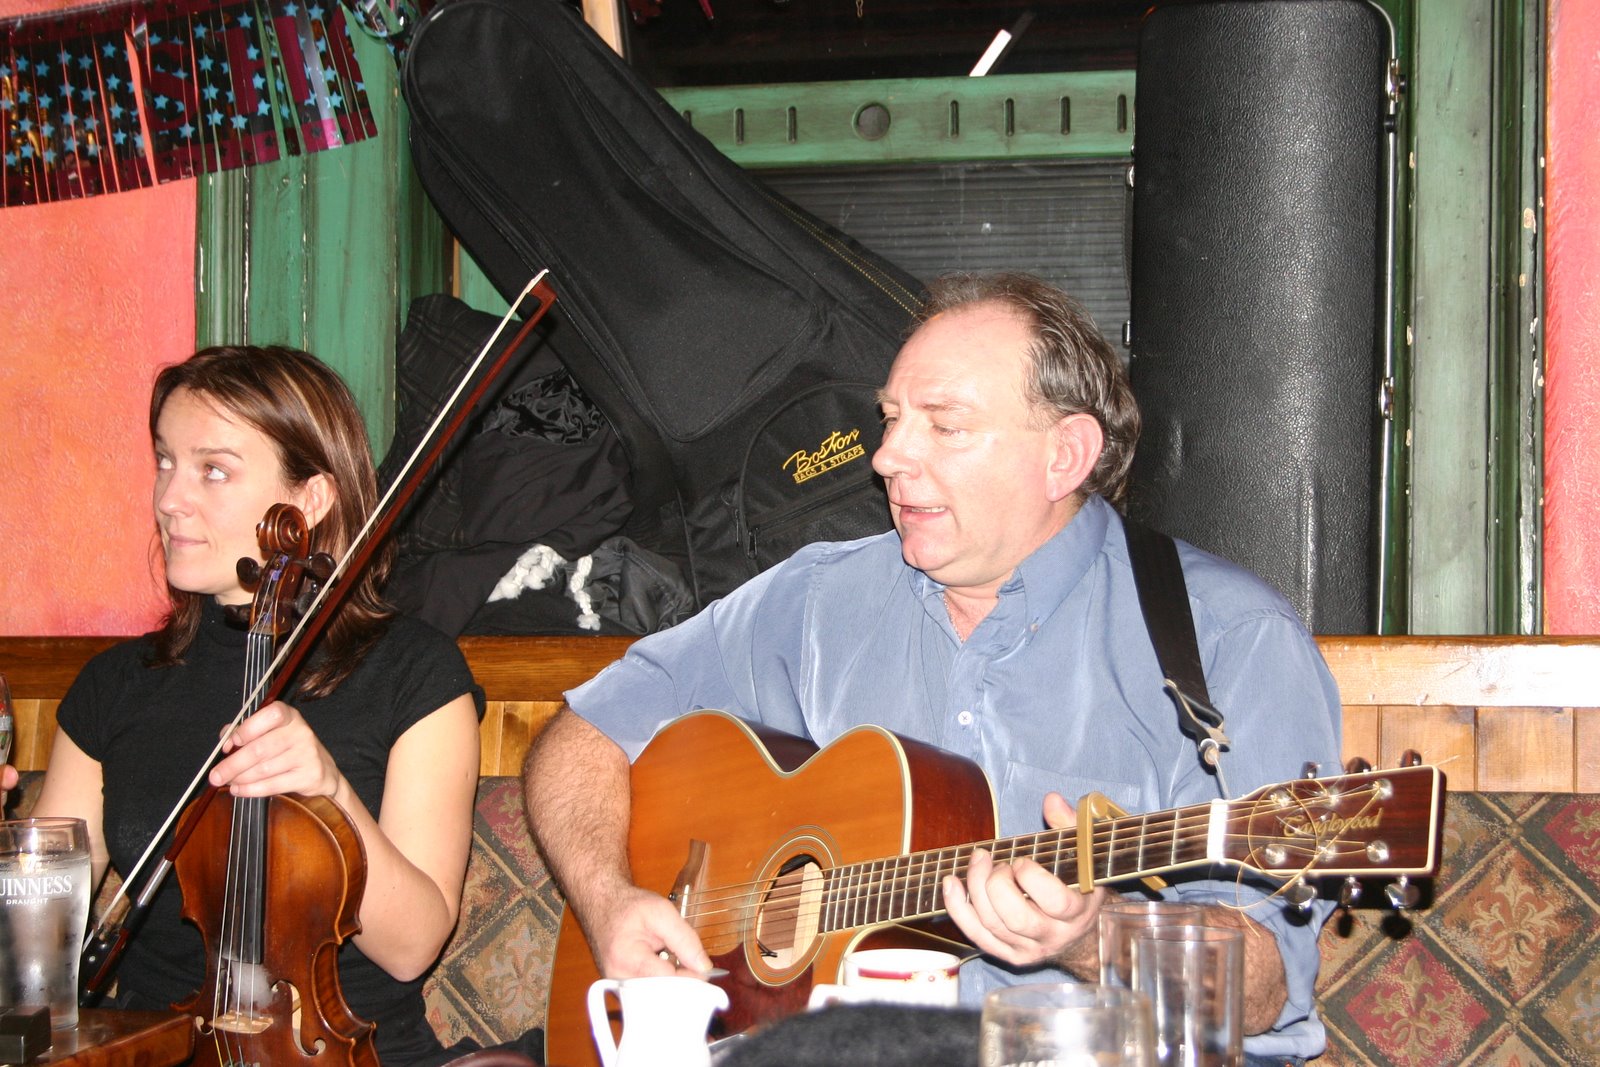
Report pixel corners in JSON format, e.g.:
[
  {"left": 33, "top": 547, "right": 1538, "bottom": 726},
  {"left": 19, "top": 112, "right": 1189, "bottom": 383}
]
[{"left": 717, "top": 1004, "right": 980, "bottom": 1067}]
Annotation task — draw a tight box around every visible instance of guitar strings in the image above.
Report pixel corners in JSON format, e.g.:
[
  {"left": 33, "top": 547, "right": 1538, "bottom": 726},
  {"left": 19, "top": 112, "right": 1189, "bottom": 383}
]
[
  {"left": 685, "top": 822, "right": 1364, "bottom": 946},
  {"left": 680, "top": 809, "right": 1323, "bottom": 928},
  {"left": 671, "top": 787, "right": 1387, "bottom": 945},
  {"left": 698, "top": 797, "right": 1370, "bottom": 932}
]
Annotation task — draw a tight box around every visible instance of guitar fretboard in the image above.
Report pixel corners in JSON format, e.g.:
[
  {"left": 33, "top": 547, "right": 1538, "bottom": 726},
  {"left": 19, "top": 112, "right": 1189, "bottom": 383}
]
[{"left": 817, "top": 804, "right": 1216, "bottom": 933}]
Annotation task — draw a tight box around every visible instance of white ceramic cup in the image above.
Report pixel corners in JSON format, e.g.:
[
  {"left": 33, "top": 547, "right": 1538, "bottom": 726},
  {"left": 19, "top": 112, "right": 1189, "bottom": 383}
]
[
  {"left": 586, "top": 974, "right": 728, "bottom": 1067},
  {"left": 807, "top": 947, "right": 962, "bottom": 1009}
]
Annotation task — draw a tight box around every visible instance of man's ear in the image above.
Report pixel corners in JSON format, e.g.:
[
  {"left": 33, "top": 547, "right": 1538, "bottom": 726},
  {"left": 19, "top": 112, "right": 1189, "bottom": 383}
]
[
  {"left": 292, "top": 472, "right": 338, "bottom": 531},
  {"left": 1046, "top": 413, "right": 1104, "bottom": 502}
]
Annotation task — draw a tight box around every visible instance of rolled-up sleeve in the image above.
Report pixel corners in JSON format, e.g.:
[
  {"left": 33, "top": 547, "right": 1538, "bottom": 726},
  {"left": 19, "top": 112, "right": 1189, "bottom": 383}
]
[{"left": 1182, "top": 597, "right": 1343, "bottom": 1056}]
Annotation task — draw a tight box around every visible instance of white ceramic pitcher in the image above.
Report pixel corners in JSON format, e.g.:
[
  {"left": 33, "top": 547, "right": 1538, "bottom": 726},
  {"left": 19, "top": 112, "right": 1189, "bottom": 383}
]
[{"left": 586, "top": 975, "right": 730, "bottom": 1067}]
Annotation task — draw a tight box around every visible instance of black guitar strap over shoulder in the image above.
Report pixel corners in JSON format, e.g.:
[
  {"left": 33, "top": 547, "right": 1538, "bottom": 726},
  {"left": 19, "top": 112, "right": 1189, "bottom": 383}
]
[{"left": 1123, "top": 518, "right": 1233, "bottom": 788}]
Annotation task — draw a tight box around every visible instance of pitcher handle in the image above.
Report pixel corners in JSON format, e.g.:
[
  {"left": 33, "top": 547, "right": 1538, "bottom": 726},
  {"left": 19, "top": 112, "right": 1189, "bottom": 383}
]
[{"left": 586, "top": 979, "right": 623, "bottom": 1067}]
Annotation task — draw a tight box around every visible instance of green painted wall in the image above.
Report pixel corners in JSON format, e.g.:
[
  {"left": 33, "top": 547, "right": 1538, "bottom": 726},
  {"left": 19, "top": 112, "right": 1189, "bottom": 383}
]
[
  {"left": 661, "top": 72, "right": 1135, "bottom": 166},
  {"left": 195, "top": 27, "right": 450, "bottom": 457},
  {"left": 1406, "top": 0, "right": 1541, "bottom": 633}
]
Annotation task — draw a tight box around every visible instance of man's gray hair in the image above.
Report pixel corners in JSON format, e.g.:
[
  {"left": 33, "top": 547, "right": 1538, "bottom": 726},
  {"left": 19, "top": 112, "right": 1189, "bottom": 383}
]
[{"left": 916, "top": 272, "right": 1142, "bottom": 507}]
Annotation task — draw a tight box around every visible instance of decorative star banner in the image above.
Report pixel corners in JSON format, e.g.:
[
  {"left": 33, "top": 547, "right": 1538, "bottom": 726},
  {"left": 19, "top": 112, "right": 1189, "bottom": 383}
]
[{"left": 1, "top": 0, "right": 378, "bottom": 206}]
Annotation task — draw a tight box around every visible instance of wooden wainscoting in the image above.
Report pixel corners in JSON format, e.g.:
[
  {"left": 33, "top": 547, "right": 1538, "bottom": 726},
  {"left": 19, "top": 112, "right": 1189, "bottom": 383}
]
[
  {"left": 3, "top": 634, "right": 1597, "bottom": 788},
  {"left": 459, "top": 635, "right": 633, "bottom": 775},
  {"left": 1318, "top": 636, "right": 1600, "bottom": 792}
]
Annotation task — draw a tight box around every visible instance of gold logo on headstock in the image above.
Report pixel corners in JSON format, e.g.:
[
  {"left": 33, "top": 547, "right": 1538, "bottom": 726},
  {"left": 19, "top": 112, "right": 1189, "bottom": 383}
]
[
  {"left": 1280, "top": 811, "right": 1384, "bottom": 836},
  {"left": 785, "top": 428, "right": 865, "bottom": 485}
]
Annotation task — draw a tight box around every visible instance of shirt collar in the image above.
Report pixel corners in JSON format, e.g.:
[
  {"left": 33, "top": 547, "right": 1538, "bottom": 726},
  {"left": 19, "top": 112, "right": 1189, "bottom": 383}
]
[
  {"left": 906, "top": 493, "right": 1116, "bottom": 623},
  {"left": 1008, "top": 493, "right": 1114, "bottom": 620}
]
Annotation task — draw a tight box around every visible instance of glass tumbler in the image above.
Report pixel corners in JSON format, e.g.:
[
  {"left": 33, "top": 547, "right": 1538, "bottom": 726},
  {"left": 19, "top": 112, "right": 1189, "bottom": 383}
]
[
  {"left": 980, "top": 981, "right": 1155, "bottom": 1067},
  {"left": 1132, "top": 924, "right": 1244, "bottom": 1067},
  {"left": 0, "top": 817, "right": 93, "bottom": 1028}
]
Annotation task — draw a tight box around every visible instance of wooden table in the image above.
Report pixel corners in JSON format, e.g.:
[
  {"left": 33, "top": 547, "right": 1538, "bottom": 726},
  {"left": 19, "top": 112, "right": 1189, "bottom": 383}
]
[{"left": 11, "top": 1010, "right": 193, "bottom": 1067}]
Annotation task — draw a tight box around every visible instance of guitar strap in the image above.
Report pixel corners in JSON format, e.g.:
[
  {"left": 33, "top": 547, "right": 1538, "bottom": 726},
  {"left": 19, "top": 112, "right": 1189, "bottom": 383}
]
[{"left": 1123, "top": 518, "right": 1233, "bottom": 793}]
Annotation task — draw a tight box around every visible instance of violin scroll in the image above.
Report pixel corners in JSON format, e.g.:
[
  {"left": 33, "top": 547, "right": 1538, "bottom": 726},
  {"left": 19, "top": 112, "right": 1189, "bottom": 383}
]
[{"left": 225, "top": 503, "right": 337, "bottom": 631}]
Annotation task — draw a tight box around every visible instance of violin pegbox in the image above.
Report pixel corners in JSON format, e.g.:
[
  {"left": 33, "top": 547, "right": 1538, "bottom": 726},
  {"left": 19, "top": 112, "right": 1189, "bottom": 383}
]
[
  {"left": 226, "top": 503, "right": 334, "bottom": 632},
  {"left": 1225, "top": 758, "right": 1445, "bottom": 902}
]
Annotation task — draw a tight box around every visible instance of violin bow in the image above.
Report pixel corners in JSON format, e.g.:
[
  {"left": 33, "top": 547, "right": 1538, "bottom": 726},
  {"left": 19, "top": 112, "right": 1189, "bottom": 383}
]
[{"left": 80, "top": 271, "right": 559, "bottom": 1001}]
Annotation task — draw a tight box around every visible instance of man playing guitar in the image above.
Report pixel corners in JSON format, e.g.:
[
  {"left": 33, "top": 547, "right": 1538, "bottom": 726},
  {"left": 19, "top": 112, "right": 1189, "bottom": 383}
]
[{"left": 525, "top": 272, "right": 1344, "bottom": 1066}]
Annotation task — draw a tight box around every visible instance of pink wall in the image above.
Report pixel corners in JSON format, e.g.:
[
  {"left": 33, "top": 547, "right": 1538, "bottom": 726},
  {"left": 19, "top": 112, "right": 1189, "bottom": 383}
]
[
  {"left": 1544, "top": 0, "right": 1600, "bottom": 633},
  {"left": 0, "top": 182, "right": 195, "bottom": 635},
  {"left": 0, "top": 0, "right": 190, "bottom": 634}
]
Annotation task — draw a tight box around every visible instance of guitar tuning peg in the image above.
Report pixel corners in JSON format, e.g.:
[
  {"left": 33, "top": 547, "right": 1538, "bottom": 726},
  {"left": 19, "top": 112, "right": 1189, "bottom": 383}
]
[
  {"left": 1339, "top": 876, "right": 1362, "bottom": 907},
  {"left": 1300, "top": 761, "right": 1321, "bottom": 779},
  {"left": 1384, "top": 876, "right": 1421, "bottom": 910},
  {"left": 1284, "top": 878, "right": 1317, "bottom": 913},
  {"left": 1399, "top": 749, "right": 1423, "bottom": 768},
  {"left": 1343, "top": 755, "right": 1372, "bottom": 775}
]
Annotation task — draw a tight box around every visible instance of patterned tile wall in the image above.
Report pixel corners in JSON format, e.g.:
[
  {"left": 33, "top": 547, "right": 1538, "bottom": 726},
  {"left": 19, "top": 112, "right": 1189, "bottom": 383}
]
[{"left": 1318, "top": 793, "right": 1600, "bottom": 1065}]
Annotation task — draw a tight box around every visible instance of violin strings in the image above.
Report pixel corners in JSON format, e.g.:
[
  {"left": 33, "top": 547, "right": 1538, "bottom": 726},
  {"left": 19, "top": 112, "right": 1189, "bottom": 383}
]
[{"left": 213, "top": 570, "right": 278, "bottom": 1056}]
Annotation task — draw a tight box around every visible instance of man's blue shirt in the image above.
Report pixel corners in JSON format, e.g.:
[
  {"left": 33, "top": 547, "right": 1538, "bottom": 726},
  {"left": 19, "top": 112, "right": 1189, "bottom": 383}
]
[{"left": 567, "top": 494, "right": 1342, "bottom": 1058}]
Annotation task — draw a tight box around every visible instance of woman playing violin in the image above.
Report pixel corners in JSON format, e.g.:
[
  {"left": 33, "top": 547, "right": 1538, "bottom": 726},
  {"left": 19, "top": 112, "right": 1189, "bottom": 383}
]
[{"left": 27, "top": 345, "right": 483, "bottom": 1067}]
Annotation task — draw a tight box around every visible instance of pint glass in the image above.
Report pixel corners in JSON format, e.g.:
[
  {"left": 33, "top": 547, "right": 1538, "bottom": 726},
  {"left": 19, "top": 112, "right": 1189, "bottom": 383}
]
[{"left": 0, "top": 817, "right": 92, "bottom": 1028}]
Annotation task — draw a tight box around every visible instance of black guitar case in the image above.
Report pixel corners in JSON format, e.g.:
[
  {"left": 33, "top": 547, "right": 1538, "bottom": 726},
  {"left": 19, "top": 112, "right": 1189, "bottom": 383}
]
[
  {"left": 401, "top": 0, "right": 924, "bottom": 607},
  {"left": 1128, "top": 0, "right": 1391, "bottom": 633}
]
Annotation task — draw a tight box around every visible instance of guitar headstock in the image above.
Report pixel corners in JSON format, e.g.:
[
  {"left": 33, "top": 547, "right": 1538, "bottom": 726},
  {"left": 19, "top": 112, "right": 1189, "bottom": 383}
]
[{"left": 1225, "top": 761, "right": 1446, "bottom": 884}]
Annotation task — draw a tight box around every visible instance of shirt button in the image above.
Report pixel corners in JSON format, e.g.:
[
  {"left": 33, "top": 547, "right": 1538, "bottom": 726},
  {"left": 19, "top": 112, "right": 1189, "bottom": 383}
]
[{"left": 957, "top": 710, "right": 974, "bottom": 727}]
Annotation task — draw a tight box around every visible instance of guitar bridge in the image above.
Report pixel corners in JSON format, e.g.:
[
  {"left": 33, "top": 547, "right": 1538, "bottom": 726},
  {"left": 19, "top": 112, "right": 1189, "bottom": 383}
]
[{"left": 668, "top": 839, "right": 709, "bottom": 914}]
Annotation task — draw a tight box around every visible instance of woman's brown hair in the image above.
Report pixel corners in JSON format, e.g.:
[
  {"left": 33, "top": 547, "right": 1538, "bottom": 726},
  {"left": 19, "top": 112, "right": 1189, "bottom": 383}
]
[{"left": 148, "top": 345, "right": 393, "bottom": 696}]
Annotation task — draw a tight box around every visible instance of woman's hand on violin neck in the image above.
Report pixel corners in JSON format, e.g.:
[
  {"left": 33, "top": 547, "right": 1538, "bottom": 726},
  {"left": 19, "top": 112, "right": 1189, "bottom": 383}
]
[{"left": 210, "top": 701, "right": 343, "bottom": 800}]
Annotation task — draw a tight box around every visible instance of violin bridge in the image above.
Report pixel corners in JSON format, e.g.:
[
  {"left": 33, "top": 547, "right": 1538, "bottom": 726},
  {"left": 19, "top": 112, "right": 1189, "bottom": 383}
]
[{"left": 207, "top": 1010, "right": 275, "bottom": 1036}]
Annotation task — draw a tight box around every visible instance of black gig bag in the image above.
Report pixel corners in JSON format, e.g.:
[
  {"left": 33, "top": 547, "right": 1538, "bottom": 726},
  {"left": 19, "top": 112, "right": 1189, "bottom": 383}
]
[{"left": 401, "top": 0, "right": 924, "bottom": 606}]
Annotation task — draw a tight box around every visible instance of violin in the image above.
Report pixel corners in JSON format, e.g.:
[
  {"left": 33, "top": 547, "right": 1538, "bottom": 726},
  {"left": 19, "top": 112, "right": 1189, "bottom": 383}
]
[
  {"left": 77, "top": 273, "right": 561, "bottom": 1042},
  {"left": 172, "top": 503, "right": 378, "bottom": 1067}
]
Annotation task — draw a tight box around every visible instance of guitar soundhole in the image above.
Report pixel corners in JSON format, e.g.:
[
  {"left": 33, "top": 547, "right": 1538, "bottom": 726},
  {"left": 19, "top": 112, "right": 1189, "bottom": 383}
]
[{"left": 752, "top": 854, "right": 824, "bottom": 970}]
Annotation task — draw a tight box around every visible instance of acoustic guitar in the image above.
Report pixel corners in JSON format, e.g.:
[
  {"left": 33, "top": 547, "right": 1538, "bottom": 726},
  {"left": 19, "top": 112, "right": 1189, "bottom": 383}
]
[{"left": 546, "top": 710, "right": 1445, "bottom": 1067}]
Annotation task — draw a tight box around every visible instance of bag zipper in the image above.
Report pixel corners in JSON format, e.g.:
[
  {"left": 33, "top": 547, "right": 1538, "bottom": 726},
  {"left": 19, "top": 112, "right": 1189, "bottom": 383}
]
[{"left": 739, "top": 474, "right": 883, "bottom": 563}]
